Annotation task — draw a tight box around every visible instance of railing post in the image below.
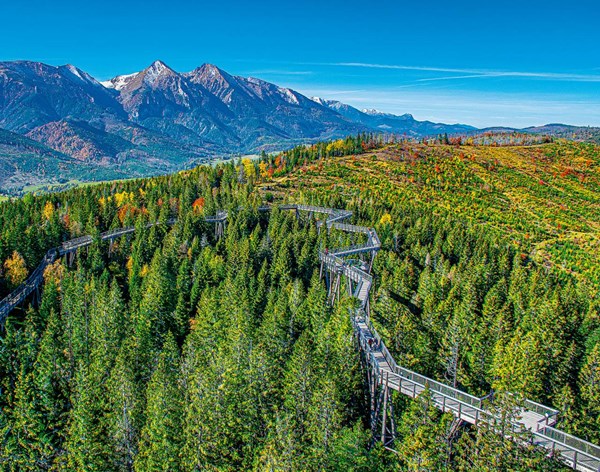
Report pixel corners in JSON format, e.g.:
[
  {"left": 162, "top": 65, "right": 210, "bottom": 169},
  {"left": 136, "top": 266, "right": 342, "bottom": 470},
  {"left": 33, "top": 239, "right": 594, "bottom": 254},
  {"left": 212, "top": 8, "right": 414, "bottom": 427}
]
[
  {"left": 370, "top": 365, "right": 376, "bottom": 433},
  {"left": 381, "top": 372, "right": 389, "bottom": 444}
]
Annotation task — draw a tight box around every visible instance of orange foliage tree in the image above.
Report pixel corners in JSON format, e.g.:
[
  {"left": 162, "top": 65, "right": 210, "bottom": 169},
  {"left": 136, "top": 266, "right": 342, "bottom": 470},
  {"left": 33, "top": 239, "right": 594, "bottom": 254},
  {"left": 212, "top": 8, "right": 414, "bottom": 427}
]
[
  {"left": 117, "top": 204, "right": 137, "bottom": 224},
  {"left": 192, "top": 197, "right": 206, "bottom": 214}
]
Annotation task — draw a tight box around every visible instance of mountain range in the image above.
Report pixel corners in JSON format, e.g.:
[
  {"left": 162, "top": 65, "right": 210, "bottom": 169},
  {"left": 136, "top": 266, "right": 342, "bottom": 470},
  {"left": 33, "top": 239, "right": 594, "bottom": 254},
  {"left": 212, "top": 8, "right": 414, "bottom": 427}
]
[{"left": 0, "top": 59, "right": 598, "bottom": 194}]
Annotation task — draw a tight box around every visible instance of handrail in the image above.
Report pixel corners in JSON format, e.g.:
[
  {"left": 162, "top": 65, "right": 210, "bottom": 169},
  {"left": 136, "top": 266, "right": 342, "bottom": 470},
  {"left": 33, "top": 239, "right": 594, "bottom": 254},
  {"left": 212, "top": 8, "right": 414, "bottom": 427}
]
[
  {"left": 330, "top": 222, "right": 373, "bottom": 235},
  {"left": 346, "top": 232, "right": 598, "bottom": 472},
  {"left": 333, "top": 243, "right": 379, "bottom": 258},
  {"left": 358, "top": 316, "right": 485, "bottom": 409},
  {"left": 523, "top": 398, "right": 560, "bottom": 420},
  {"left": 538, "top": 426, "right": 600, "bottom": 459},
  {"left": 532, "top": 429, "right": 600, "bottom": 471}
]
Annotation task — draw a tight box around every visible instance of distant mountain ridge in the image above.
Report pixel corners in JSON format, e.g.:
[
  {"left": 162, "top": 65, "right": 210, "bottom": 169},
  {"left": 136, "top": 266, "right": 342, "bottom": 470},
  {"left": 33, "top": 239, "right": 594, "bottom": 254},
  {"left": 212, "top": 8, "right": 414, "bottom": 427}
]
[
  {"left": 310, "top": 97, "right": 474, "bottom": 136},
  {"left": 0, "top": 60, "right": 366, "bottom": 159},
  {"left": 1, "top": 59, "right": 598, "bottom": 193},
  {"left": 0, "top": 60, "right": 476, "bottom": 159}
]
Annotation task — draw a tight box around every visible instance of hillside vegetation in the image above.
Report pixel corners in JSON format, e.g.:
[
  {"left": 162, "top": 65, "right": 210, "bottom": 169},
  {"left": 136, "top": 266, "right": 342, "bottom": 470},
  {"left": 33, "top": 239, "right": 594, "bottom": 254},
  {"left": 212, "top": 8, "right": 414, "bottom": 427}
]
[
  {"left": 263, "top": 140, "right": 600, "bottom": 289},
  {"left": 0, "top": 135, "right": 598, "bottom": 470}
]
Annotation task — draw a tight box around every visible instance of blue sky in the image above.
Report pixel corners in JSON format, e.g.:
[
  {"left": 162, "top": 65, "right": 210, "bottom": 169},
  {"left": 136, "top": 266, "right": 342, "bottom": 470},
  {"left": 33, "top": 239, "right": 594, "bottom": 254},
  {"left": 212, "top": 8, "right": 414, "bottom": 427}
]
[{"left": 1, "top": 0, "right": 599, "bottom": 127}]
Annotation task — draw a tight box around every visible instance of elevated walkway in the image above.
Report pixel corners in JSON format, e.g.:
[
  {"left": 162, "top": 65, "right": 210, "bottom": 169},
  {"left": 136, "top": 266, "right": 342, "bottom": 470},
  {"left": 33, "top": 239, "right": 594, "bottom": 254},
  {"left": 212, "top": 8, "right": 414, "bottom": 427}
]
[{"left": 0, "top": 203, "right": 597, "bottom": 471}]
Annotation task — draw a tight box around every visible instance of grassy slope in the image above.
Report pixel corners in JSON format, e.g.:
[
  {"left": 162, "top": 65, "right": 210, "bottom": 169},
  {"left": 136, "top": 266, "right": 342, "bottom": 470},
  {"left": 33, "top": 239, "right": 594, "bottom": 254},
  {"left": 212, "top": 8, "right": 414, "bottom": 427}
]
[{"left": 261, "top": 140, "right": 600, "bottom": 287}]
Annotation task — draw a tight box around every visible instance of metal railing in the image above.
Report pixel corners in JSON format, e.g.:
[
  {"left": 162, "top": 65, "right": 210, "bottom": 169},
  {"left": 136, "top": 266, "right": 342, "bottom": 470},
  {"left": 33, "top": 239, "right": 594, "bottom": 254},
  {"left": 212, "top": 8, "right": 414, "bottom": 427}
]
[
  {"left": 353, "top": 309, "right": 600, "bottom": 471},
  {"left": 523, "top": 398, "right": 560, "bottom": 424},
  {"left": 357, "top": 315, "right": 485, "bottom": 410},
  {"left": 0, "top": 215, "right": 217, "bottom": 326},
  {"left": 333, "top": 243, "right": 378, "bottom": 258},
  {"left": 534, "top": 427, "right": 600, "bottom": 471},
  {"left": 0, "top": 248, "right": 57, "bottom": 325},
  {"left": 320, "top": 252, "right": 373, "bottom": 284},
  {"left": 330, "top": 222, "right": 372, "bottom": 235}
]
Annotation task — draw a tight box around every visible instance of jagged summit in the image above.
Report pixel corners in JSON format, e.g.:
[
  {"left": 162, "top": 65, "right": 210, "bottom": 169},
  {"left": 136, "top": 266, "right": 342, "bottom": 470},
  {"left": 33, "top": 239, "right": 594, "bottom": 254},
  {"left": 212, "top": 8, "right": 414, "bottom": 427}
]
[
  {"left": 100, "top": 73, "right": 137, "bottom": 90},
  {"left": 141, "top": 60, "right": 177, "bottom": 85},
  {"left": 100, "top": 60, "right": 178, "bottom": 91},
  {"left": 188, "top": 63, "right": 227, "bottom": 78},
  {"left": 185, "top": 63, "right": 235, "bottom": 92}
]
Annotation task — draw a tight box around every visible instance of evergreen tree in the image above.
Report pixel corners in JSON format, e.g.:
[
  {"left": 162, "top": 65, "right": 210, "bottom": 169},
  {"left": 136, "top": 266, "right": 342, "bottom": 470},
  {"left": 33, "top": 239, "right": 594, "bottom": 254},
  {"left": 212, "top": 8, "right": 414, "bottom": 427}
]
[
  {"left": 395, "top": 387, "right": 452, "bottom": 471},
  {"left": 578, "top": 343, "right": 600, "bottom": 442},
  {"left": 135, "top": 333, "right": 183, "bottom": 471}
]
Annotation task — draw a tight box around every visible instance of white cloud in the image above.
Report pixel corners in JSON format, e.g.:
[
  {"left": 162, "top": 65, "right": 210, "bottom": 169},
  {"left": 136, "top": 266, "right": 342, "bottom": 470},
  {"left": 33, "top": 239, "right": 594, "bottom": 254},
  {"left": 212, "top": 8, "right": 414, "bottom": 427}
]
[
  {"left": 293, "top": 86, "right": 600, "bottom": 128},
  {"left": 247, "top": 69, "right": 314, "bottom": 76},
  {"left": 321, "top": 62, "right": 600, "bottom": 83}
]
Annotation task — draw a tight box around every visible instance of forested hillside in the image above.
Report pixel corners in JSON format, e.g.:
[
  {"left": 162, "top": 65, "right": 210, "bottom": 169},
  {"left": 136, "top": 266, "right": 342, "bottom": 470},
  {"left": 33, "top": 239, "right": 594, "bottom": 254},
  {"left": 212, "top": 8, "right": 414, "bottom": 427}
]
[
  {"left": 0, "top": 135, "right": 598, "bottom": 470},
  {"left": 265, "top": 137, "right": 600, "bottom": 288}
]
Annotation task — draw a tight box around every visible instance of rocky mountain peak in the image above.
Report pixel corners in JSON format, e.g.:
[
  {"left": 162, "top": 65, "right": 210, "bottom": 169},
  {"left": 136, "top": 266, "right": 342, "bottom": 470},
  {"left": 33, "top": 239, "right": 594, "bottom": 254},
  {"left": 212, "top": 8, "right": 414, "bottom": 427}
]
[
  {"left": 140, "top": 60, "right": 178, "bottom": 86},
  {"left": 199, "top": 63, "right": 222, "bottom": 77},
  {"left": 103, "top": 60, "right": 181, "bottom": 96},
  {"left": 186, "top": 63, "right": 232, "bottom": 86}
]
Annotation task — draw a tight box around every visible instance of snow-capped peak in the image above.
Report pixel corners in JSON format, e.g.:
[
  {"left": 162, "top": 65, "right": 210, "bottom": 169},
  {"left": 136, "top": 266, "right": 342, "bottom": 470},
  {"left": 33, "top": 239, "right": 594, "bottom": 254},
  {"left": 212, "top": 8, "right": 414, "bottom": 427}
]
[
  {"left": 143, "top": 60, "right": 176, "bottom": 85},
  {"left": 278, "top": 87, "right": 299, "bottom": 105},
  {"left": 99, "top": 61, "right": 176, "bottom": 91},
  {"left": 62, "top": 64, "right": 100, "bottom": 86},
  {"left": 101, "top": 72, "right": 137, "bottom": 90},
  {"left": 362, "top": 108, "right": 385, "bottom": 116}
]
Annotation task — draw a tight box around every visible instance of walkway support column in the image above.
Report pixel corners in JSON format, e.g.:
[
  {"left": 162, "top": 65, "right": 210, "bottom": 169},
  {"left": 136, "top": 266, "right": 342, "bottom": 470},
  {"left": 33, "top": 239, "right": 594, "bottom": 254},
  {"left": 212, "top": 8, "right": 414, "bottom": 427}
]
[{"left": 381, "top": 372, "right": 389, "bottom": 444}]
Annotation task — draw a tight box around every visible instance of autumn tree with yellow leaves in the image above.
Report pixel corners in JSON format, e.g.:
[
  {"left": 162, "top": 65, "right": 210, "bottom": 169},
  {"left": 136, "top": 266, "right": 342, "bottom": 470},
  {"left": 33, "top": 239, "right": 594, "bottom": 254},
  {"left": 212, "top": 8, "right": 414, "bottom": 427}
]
[
  {"left": 43, "top": 201, "right": 54, "bottom": 220},
  {"left": 4, "top": 251, "right": 28, "bottom": 288}
]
